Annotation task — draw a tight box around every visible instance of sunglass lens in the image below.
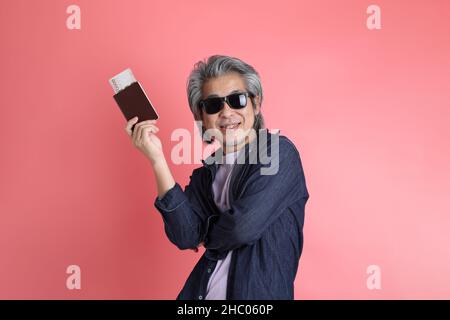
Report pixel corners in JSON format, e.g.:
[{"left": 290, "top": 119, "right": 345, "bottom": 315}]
[
  {"left": 228, "top": 93, "right": 247, "bottom": 108},
  {"left": 204, "top": 98, "right": 223, "bottom": 114}
]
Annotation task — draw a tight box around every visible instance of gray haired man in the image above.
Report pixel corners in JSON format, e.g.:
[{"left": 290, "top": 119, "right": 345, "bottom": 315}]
[{"left": 125, "top": 55, "right": 309, "bottom": 299}]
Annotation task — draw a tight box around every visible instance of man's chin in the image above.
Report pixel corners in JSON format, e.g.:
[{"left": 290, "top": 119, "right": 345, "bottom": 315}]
[{"left": 223, "top": 135, "right": 246, "bottom": 148}]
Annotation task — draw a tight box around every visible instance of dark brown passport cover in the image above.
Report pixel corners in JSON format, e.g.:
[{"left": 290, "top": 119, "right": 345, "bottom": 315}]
[{"left": 113, "top": 82, "right": 159, "bottom": 131}]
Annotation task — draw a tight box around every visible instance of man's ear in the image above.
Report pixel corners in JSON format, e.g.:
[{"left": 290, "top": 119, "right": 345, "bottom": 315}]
[{"left": 254, "top": 96, "right": 261, "bottom": 115}]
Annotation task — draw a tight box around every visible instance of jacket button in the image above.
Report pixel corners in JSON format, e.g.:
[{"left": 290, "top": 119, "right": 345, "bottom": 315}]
[
  {"left": 198, "top": 295, "right": 203, "bottom": 300},
  {"left": 207, "top": 268, "right": 212, "bottom": 273}
]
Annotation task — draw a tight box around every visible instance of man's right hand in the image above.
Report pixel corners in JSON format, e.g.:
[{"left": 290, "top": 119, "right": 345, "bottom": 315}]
[{"left": 125, "top": 117, "right": 164, "bottom": 164}]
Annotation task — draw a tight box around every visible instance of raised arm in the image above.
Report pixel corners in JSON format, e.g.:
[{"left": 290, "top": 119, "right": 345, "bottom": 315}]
[{"left": 125, "top": 117, "right": 205, "bottom": 250}]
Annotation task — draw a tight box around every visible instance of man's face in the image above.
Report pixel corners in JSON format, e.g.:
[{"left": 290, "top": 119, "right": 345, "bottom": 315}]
[{"left": 201, "top": 72, "right": 260, "bottom": 153}]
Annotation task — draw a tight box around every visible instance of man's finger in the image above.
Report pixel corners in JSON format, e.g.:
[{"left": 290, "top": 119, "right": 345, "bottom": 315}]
[
  {"left": 138, "top": 124, "right": 159, "bottom": 142},
  {"left": 125, "top": 116, "right": 139, "bottom": 136}
]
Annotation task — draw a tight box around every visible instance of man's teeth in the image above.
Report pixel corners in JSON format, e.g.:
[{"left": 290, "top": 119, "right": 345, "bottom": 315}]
[{"left": 221, "top": 123, "right": 240, "bottom": 129}]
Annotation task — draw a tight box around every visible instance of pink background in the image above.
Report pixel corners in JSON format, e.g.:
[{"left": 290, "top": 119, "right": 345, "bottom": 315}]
[{"left": 1, "top": 0, "right": 449, "bottom": 299}]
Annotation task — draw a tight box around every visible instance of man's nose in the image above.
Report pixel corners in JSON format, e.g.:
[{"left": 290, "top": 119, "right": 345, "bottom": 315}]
[{"left": 219, "top": 101, "right": 235, "bottom": 116}]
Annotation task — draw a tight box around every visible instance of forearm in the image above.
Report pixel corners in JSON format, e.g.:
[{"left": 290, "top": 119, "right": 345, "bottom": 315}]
[
  {"left": 150, "top": 155, "right": 176, "bottom": 199},
  {"left": 153, "top": 180, "right": 205, "bottom": 250}
]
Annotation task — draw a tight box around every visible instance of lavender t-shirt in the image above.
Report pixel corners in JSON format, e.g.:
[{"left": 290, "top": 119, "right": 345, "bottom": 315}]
[{"left": 205, "top": 149, "right": 240, "bottom": 300}]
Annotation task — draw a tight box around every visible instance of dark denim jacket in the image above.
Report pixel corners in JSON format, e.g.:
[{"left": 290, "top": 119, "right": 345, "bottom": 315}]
[{"left": 154, "top": 130, "right": 309, "bottom": 300}]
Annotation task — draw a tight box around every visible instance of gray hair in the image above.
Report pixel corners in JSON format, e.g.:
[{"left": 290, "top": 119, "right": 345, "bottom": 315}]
[{"left": 186, "top": 55, "right": 265, "bottom": 142}]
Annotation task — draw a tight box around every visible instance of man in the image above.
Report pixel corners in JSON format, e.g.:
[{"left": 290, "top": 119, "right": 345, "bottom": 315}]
[{"left": 125, "top": 55, "right": 309, "bottom": 299}]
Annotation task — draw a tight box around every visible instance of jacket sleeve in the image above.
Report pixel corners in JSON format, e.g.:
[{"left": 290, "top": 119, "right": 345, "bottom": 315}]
[
  {"left": 204, "top": 138, "right": 309, "bottom": 252},
  {"left": 153, "top": 170, "right": 209, "bottom": 250}
]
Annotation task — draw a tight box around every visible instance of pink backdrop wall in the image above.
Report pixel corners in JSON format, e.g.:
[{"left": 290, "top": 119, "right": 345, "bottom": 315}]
[{"left": 1, "top": 0, "right": 449, "bottom": 299}]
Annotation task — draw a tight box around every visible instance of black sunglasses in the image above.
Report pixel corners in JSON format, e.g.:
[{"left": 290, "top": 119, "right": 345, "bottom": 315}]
[{"left": 199, "top": 92, "right": 253, "bottom": 114}]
